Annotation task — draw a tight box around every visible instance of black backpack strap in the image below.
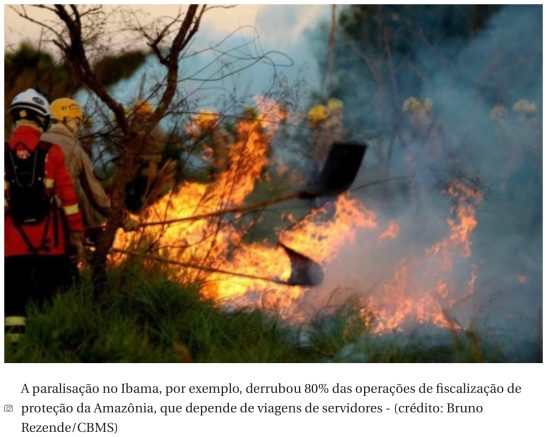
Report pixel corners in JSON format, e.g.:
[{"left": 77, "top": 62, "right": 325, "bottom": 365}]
[
  {"left": 38, "top": 142, "right": 59, "bottom": 248},
  {"left": 10, "top": 213, "right": 52, "bottom": 254},
  {"left": 36, "top": 141, "right": 53, "bottom": 184},
  {"left": 5, "top": 140, "right": 56, "bottom": 253},
  {"left": 5, "top": 142, "right": 15, "bottom": 182},
  {"left": 37, "top": 141, "right": 53, "bottom": 152},
  {"left": 5, "top": 141, "right": 16, "bottom": 206},
  {"left": 5, "top": 140, "right": 42, "bottom": 188},
  {"left": 4, "top": 142, "right": 11, "bottom": 215}
]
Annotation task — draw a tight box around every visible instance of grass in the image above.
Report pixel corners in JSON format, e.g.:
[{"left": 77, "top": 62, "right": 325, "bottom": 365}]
[{"left": 5, "top": 261, "right": 510, "bottom": 363}]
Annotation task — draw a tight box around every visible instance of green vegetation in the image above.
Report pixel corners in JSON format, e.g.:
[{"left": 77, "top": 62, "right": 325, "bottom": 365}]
[
  {"left": 5, "top": 262, "right": 506, "bottom": 363},
  {"left": 5, "top": 42, "right": 148, "bottom": 96},
  {"left": 5, "top": 262, "right": 302, "bottom": 363}
]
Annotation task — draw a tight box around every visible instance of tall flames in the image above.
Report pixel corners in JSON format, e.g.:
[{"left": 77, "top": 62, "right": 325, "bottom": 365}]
[
  {"left": 114, "top": 98, "right": 482, "bottom": 333},
  {"left": 363, "top": 182, "right": 482, "bottom": 333}
]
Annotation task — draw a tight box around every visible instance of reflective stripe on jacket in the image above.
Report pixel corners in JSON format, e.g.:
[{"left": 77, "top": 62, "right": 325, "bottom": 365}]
[
  {"left": 42, "top": 124, "right": 111, "bottom": 227},
  {"left": 5, "top": 125, "right": 84, "bottom": 256}
]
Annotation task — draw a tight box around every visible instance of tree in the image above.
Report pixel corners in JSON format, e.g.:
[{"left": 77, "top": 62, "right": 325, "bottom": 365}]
[
  {"left": 4, "top": 42, "right": 147, "bottom": 140},
  {"left": 325, "top": 5, "right": 502, "bottom": 115},
  {"left": 12, "top": 5, "right": 298, "bottom": 295},
  {"left": 13, "top": 4, "right": 208, "bottom": 293},
  {"left": 312, "top": 5, "right": 504, "bottom": 170}
]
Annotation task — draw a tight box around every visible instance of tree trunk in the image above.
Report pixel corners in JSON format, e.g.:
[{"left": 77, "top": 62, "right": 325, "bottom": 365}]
[{"left": 91, "top": 135, "right": 143, "bottom": 296}]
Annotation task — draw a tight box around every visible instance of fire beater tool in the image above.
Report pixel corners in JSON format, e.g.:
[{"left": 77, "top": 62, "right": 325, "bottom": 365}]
[
  {"left": 119, "top": 142, "right": 368, "bottom": 228},
  {"left": 112, "top": 243, "right": 324, "bottom": 287},
  {"left": 101, "top": 142, "right": 367, "bottom": 287}
]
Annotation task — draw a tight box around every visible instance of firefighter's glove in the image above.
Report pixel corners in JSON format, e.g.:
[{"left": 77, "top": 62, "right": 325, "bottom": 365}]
[
  {"left": 69, "top": 232, "right": 85, "bottom": 262},
  {"left": 122, "top": 216, "right": 140, "bottom": 232}
]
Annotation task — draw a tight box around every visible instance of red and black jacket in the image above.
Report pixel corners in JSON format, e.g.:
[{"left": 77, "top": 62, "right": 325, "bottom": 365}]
[{"left": 5, "top": 125, "right": 84, "bottom": 257}]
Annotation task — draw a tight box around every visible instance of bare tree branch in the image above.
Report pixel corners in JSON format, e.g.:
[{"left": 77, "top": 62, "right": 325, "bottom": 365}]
[
  {"left": 52, "top": 5, "right": 128, "bottom": 133},
  {"left": 11, "top": 5, "right": 65, "bottom": 43},
  {"left": 148, "top": 5, "right": 206, "bottom": 130}
]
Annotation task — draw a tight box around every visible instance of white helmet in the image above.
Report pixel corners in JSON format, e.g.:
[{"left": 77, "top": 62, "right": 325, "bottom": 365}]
[
  {"left": 10, "top": 89, "right": 50, "bottom": 117},
  {"left": 10, "top": 89, "right": 51, "bottom": 128}
]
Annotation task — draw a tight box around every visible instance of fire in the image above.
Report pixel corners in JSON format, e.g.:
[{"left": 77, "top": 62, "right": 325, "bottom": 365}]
[
  {"left": 357, "top": 182, "right": 481, "bottom": 333},
  {"left": 445, "top": 182, "right": 483, "bottom": 257},
  {"left": 113, "top": 98, "right": 483, "bottom": 335},
  {"left": 281, "top": 196, "right": 378, "bottom": 263},
  {"left": 378, "top": 221, "right": 399, "bottom": 242}
]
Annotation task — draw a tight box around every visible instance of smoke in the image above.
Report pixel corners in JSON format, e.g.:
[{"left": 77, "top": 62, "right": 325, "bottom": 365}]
[
  {"left": 97, "top": 5, "right": 328, "bottom": 113},
  {"left": 293, "top": 5, "right": 542, "bottom": 361},
  {"left": 76, "top": 5, "right": 541, "bottom": 361}
]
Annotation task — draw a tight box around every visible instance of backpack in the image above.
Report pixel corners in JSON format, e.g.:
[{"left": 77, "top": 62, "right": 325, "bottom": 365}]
[{"left": 5, "top": 140, "right": 54, "bottom": 225}]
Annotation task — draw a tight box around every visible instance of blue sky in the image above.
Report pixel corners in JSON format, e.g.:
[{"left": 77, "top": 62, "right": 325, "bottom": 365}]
[{"left": 5, "top": 4, "right": 331, "bottom": 107}]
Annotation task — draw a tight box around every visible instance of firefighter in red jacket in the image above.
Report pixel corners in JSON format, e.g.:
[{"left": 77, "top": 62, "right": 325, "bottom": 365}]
[{"left": 4, "top": 89, "right": 85, "bottom": 343}]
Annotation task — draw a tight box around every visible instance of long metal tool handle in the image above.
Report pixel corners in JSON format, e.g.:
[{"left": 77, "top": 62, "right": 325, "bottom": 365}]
[
  {"left": 137, "top": 191, "right": 313, "bottom": 228},
  {"left": 112, "top": 247, "right": 302, "bottom": 286},
  {"left": 88, "top": 190, "right": 318, "bottom": 231},
  {"left": 88, "top": 141, "right": 370, "bottom": 230}
]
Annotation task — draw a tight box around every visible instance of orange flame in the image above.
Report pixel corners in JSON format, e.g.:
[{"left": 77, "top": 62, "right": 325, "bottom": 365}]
[
  {"left": 114, "top": 100, "right": 483, "bottom": 335},
  {"left": 378, "top": 220, "right": 400, "bottom": 242},
  {"left": 363, "top": 182, "right": 481, "bottom": 332}
]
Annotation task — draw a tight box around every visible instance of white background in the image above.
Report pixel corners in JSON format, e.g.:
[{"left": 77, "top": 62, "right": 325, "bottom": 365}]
[
  {"left": 1, "top": 1, "right": 548, "bottom": 436},
  {"left": 0, "top": 364, "right": 547, "bottom": 436}
]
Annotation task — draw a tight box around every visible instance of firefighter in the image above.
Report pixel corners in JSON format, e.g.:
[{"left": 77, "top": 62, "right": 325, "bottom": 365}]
[
  {"left": 42, "top": 98, "right": 112, "bottom": 234},
  {"left": 45, "top": 98, "right": 139, "bottom": 239},
  {"left": 4, "top": 89, "right": 85, "bottom": 342}
]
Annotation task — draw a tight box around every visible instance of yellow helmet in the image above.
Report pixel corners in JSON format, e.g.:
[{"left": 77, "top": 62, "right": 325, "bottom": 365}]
[{"left": 50, "top": 98, "right": 83, "bottom": 122}]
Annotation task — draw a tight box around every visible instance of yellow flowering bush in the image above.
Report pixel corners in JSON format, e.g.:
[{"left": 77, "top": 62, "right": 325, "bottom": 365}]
[
  {"left": 327, "top": 98, "right": 343, "bottom": 112},
  {"left": 490, "top": 105, "right": 507, "bottom": 120},
  {"left": 513, "top": 99, "right": 537, "bottom": 114},
  {"left": 185, "top": 109, "right": 219, "bottom": 137},
  {"left": 307, "top": 104, "right": 329, "bottom": 125},
  {"left": 195, "top": 110, "right": 218, "bottom": 128},
  {"left": 134, "top": 100, "right": 153, "bottom": 115},
  {"left": 402, "top": 97, "right": 432, "bottom": 114},
  {"left": 307, "top": 99, "right": 344, "bottom": 126},
  {"left": 402, "top": 97, "right": 420, "bottom": 112}
]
